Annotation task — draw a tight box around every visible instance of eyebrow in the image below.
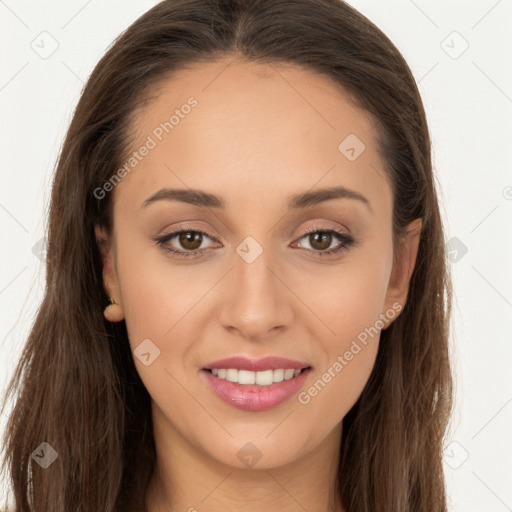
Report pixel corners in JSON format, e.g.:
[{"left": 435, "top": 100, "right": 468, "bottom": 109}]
[{"left": 142, "top": 185, "right": 372, "bottom": 213}]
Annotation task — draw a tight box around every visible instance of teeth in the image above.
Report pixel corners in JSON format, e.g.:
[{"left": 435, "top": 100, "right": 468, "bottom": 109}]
[
  {"left": 209, "top": 368, "right": 306, "bottom": 385},
  {"left": 273, "top": 369, "right": 284, "bottom": 382},
  {"left": 226, "top": 369, "right": 238, "bottom": 383},
  {"left": 284, "top": 369, "right": 295, "bottom": 380}
]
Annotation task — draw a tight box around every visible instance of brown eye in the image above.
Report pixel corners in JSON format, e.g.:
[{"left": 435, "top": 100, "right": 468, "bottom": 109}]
[
  {"left": 308, "top": 231, "right": 333, "bottom": 251},
  {"left": 178, "top": 231, "right": 203, "bottom": 251},
  {"left": 155, "top": 228, "right": 217, "bottom": 258},
  {"left": 294, "top": 228, "right": 355, "bottom": 257}
]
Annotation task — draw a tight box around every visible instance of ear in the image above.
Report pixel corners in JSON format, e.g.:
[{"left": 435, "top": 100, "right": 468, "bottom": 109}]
[
  {"left": 95, "top": 223, "right": 122, "bottom": 305},
  {"left": 382, "top": 218, "right": 422, "bottom": 327}
]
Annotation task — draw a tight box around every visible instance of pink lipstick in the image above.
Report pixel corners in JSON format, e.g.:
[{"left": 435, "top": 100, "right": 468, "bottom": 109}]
[{"left": 201, "top": 356, "right": 312, "bottom": 411}]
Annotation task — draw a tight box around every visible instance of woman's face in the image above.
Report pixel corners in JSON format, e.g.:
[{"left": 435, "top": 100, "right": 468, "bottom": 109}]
[{"left": 97, "top": 58, "right": 420, "bottom": 469}]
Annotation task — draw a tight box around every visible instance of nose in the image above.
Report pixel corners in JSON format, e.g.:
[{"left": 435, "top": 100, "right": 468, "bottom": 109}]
[{"left": 218, "top": 241, "right": 294, "bottom": 341}]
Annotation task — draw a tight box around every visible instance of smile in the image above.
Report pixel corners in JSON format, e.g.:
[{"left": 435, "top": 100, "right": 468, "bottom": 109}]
[{"left": 201, "top": 367, "right": 312, "bottom": 411}]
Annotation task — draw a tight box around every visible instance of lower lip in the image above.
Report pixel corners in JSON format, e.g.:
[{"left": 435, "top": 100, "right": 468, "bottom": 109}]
[{"left": 201, "top": 368, "right": 312, "bottom": 411}]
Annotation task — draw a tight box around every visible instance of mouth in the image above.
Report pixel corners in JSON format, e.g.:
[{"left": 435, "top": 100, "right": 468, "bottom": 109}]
[
  {"left": 204, "top": 366, "right": 311, "bottom": 386},
  {"left": 200, "top": 364, "right": 313, "bottom": 411}
]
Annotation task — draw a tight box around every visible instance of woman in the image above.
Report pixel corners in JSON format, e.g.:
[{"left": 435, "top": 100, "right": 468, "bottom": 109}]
[{"left": 1, "top": 0, "right": 453, "bottom": 510}]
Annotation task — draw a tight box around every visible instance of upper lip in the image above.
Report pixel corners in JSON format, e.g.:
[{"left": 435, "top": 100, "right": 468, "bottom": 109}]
[{"left": 203, "top": 356, "right": 311, "bottom": 372}]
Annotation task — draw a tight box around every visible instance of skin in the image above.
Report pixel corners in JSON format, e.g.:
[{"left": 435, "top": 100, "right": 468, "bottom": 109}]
[{"left": 95, "top": 57, "right": 421, "bottom": 512}]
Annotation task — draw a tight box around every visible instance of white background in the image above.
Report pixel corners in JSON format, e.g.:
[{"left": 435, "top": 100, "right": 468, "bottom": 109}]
[{"left": 1, "top": 0, "right": 511, "bottom": 510}]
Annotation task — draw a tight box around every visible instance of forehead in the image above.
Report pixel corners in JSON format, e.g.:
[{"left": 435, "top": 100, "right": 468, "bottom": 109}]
[{"left": 113, "top": 57, "right": 391, "bottom": 215}]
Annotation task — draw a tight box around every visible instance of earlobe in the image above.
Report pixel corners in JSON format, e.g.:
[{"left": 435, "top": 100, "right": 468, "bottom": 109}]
[
  {"left": 383, "top": 218, "right": 422, "bottom": 328},
  {"left": 94, "top": 223, "right": 125, "bottom": 322},
  {"left": 104, "top": 297, "right": 125, "bottom": 323}
]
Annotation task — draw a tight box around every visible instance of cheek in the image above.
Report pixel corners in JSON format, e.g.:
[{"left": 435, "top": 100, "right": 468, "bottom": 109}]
[
  {"left": 294, "top": 275, "right": 385, "bottom": 430},
  {"left": 292, "top": 249, "right": 392, "bottom": 423},
  {"left": 293, "top": 247, "right": 392, "bottom": 346},
  {"left": 114, "top": 233, "right": 211, "bottom": 345},
  {"left": 296, "top": 341, "right": 379, "bottom": 437},
  {"left": 114, "top": 243, "right": 207, "bottom": 412}
]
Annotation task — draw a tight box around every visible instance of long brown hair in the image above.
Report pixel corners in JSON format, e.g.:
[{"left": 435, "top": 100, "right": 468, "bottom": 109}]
[{"left": 1, "top": 1, "right": 453, "bottom": 510}]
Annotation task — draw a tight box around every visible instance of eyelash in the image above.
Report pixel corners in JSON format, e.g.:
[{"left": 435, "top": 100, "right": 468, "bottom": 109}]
[{"left": 154, "top": 225, "right": 356, "bottom": 259}]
